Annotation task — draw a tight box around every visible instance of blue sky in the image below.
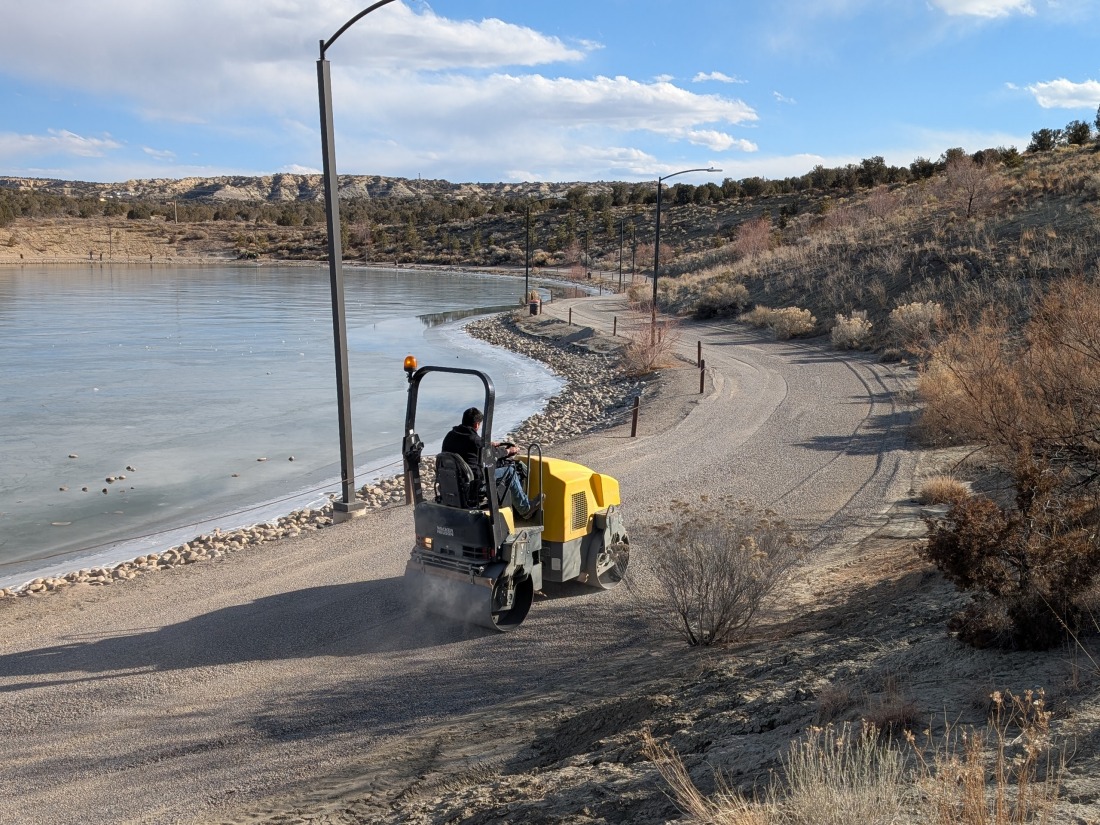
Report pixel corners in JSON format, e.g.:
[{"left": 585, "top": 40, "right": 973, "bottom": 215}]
[{"left": 2, "top": 0, "right": 1098, "bottom": 185}]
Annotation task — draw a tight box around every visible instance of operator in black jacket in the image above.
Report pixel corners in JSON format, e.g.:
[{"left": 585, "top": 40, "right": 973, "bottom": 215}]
[{"left": 441, "top": 407, "right": 542, "bottom": 517}]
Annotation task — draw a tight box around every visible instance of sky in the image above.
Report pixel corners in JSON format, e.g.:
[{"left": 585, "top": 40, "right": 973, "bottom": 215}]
[{"left": 2, "top": 0, "right": 1099, "bottom": 186}]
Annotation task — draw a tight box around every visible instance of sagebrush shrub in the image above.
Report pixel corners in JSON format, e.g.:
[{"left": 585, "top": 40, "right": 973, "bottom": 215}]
[
  {"left": 740, "top": 305, "right": 773, "bottom": 328},
  {"left": 694, "top": 280, "right": 749, "bottom": 319},
  {"left": 830, "top": 310, "right": 873, "bottom": 349},
  {"left": 770, "top": 306, "right": 817, "bottom": 339},
  {"left": 889, "top": 301, "right": 943, "bottom": 353}
]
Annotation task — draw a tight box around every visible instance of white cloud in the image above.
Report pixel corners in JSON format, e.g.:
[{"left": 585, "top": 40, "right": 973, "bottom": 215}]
[
  {"left": 319, "top": 72, "right": 756, "bottom": 179},
  {"left": 773, "top": 91, "right": 797, "bottom": 104},
  {"left": 0, "top": 1, "right": 588, "bottom": 108},
  {"left": 0, "top": 129, "right": 123, "bottom": 160},
  {"left": 0, "top": 2, "right": 760, "bottom": 182},
  {"left": 929, "top": 0, "right": 1035, "bottom": 17},
  {"left": 677, "top": 130, "right": 757, "bottom": 152},
  {"left": 1025, "top": 78, "right": 1100, "bottom": 108},
  {"left": 693, "top": 71, "right": 746, "bottom": 84},
  {"left": 337, "top": 73, "right": 756, "bottom": 144}
]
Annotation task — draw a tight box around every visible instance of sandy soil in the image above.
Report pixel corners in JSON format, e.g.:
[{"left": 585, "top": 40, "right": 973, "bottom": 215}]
[
  {"left": 0, "top": 216, "right": 259, "bottom": 265},
  {"left": 1, "top": 296, "right": 1098, "bottom": 824}
]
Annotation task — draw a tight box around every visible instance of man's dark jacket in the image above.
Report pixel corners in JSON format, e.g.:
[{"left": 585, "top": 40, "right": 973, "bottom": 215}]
[
  {"left": 441, "top": 424, "right": 483, "bottom": 469},
  {"left": 441, "top": 424, "right": 508, "bottom": 486}
]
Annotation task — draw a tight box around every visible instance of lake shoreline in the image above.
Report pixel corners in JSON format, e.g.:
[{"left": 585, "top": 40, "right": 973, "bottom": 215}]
[{"left": 0, "top": 305, "right": 635, "bottom": 598}]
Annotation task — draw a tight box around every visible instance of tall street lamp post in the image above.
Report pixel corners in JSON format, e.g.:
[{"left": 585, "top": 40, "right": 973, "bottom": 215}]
[
  {"left": 584, "top": 229, "right": 590, "bottom": 279},
  {"left": 618, "top": 218, "right": 624, "bottom": 292},
  {"left": 651, "top": 167, "right": 721, "bottom": 341},
  {"left": 524, "top": 196, "right": 565, "bottom": 307},
  {"left": 317, "top": 0, "right": 398, "bottom": 520}
]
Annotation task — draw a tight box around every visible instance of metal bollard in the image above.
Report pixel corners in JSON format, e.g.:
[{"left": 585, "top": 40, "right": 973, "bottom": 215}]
[
  {"left": 630, "top": 397, "right": 640, "bottom": 437},
  {"left": 699, "top": 359, "right": 706, "bottom": 394},
  {"left": 613, "top": 316, "right": 618, "bottom": 336},
  {"left": 568, "top": 307, "right": 573, "bottom": 325},
  {"left": 697, "top": 340, "right": 702, "bottom": 367}
]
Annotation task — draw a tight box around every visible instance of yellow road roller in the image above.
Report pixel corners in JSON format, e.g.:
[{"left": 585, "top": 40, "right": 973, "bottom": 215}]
[{"left": 401, "top": 357, "right": 629, "bottom": 631}]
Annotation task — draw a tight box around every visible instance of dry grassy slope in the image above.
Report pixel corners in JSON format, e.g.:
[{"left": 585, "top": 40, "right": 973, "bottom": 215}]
[{"left": 661, "top": 145, "right": 1100, "bottom": 342}]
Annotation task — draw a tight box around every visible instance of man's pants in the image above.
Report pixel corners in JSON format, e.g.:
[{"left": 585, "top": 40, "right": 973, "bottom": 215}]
[{"left": 494, "top": 465, "right": 531, "bottom": 512}]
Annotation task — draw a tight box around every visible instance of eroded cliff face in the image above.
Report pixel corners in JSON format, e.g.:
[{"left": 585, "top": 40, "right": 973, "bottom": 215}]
[{"left": 0, "top": 173, "right": 586, "bottom": 203}]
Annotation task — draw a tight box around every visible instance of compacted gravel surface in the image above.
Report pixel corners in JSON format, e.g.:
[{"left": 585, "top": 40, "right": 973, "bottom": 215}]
[{"left": 0, "top": 296, "right": 918, "bottom": 824}]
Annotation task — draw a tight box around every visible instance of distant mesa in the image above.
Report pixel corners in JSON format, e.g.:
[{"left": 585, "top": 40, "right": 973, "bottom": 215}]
[{"left": 0, "top": 173, "right": 591, "bottom": 205}]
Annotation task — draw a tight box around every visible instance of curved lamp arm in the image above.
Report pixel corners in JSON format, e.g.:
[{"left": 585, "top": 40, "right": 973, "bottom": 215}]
[
  {"left": 651, "top": 166, "right": 721, "bottom": 340},
  {"left": 321, "top": 0, "right": 399, "bottom": 57}
]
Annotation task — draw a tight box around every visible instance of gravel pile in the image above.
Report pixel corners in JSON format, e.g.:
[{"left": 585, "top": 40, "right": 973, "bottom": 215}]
[{"left": 2, "top": 310, "right": 637, "bottom": 600}]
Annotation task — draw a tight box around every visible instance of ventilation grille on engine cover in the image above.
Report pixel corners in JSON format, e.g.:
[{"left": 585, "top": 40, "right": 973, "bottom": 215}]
[{"left": 571, "top": 492, "right": 588, "bottom": 531}]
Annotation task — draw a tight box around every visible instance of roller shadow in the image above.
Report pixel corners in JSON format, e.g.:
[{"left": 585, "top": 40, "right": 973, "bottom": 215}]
[{"left": 0, "top": 576, "right": 494, "bottom": 688}]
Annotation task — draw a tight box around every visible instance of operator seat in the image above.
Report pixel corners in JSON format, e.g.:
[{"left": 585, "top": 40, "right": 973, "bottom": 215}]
[{"left": 434, "top": 452, "right": 482, "bottom": 509}]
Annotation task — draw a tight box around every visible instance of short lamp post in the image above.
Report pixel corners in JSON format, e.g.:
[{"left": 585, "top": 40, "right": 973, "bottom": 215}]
[
  {"left": 651, "top": 167, "right": 721, "bottom": 342},
  {"left": 524, "top": 196, "right": 566, "bottom": 306},
  {"left": 317, "top": 0, "right": 398, "bottom": 519}
]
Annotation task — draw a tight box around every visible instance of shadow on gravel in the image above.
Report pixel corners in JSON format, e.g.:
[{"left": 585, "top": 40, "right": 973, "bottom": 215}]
[
  {"left": 0, "top": 577, "right": 495, "bottom": 687},
  {"left": 246, "top": 595, "right": 658, "bottom": 744},
  {"left": 797, "top": 408, "right": 914, "bottom": 456}
]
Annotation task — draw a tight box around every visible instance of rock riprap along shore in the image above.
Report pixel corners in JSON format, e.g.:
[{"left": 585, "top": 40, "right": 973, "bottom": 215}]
[{"left": 2, "top": 310, "right": 637, "bottom": 599}]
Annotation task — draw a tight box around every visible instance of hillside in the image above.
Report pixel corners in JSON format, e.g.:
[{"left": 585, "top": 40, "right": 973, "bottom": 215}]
[{"left": 4, "top": 147, "right": 1099, "bottom": 332}]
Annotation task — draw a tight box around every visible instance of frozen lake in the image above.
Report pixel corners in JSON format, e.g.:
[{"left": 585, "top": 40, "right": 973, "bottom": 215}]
[{"left": 0, "top": 264, "right": 560, "bottom": 587}]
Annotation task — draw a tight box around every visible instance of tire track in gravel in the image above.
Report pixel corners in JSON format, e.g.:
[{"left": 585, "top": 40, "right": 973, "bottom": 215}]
[{"left": 559, "top": 297, "right": 916, "bottom": 549}]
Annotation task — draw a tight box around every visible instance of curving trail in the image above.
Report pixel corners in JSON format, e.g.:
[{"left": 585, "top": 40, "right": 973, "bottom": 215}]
[{"left": 0, "top": 296, "right": 919, "bottom": 824}]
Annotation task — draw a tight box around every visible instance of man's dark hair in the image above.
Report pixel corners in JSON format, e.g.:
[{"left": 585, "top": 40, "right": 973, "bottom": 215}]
[{"left": 461, "top": 407, "right": 483, "bottom": 427}]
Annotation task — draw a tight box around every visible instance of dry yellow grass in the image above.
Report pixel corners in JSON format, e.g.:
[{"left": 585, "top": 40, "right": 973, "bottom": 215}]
[
  {"left": 646, "top": 691, "right": 1064, "bottom": 825},
  {"left": 918, "top": 474, "right": 970, "bottom": 505}
]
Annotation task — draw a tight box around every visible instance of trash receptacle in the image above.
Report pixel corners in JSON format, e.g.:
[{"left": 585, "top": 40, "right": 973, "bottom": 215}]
[{"left": 529, "top": 300, "right": 540, "bottom": 316}]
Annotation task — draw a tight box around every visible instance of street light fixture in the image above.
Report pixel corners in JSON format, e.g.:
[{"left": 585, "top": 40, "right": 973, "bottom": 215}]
[
  {"left": 651, "top": 167, "right": 721, "bottom": 341},
  {"left": 524, "top": 196, "right": 566, "bottom": 307},
  {"left": 317, "top": 0, "right": 398, "bottom": 520}
]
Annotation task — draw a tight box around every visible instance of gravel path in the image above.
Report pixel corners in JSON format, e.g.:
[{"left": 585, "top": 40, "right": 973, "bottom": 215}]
[{"left": 0, "top": 296, "right": 920, "bottom": 824}]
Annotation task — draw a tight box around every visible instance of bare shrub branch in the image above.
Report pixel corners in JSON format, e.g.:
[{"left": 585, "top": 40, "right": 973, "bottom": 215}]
[
  {"left": 619, "top": 314, "right": 681, "bottom": 376},
  {"left": 918, "top": 278, "right": 1100, "bottom": 647},
  {"left": 734, "top": 216, "right": 773, "bottom": 259},
  {"left": 633, "top": 497, "right": 803, "bottom": 646}
]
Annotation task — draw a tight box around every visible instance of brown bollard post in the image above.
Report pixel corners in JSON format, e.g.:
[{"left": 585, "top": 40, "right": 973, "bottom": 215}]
[
  {"left": 568, "top": 307, "right": 573, "bottom": 325},
  {"left": 613, "top": 316, "right": 618, "bottom": 336},
  {"left": 630, "top": 396, "right": 640, "bottom": 437},
  {"left": 697, "top": 340, "right": 702, "bottom": 367},
  {"left": 699, "top": 359, "right": 706, "bottom": 394}
]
